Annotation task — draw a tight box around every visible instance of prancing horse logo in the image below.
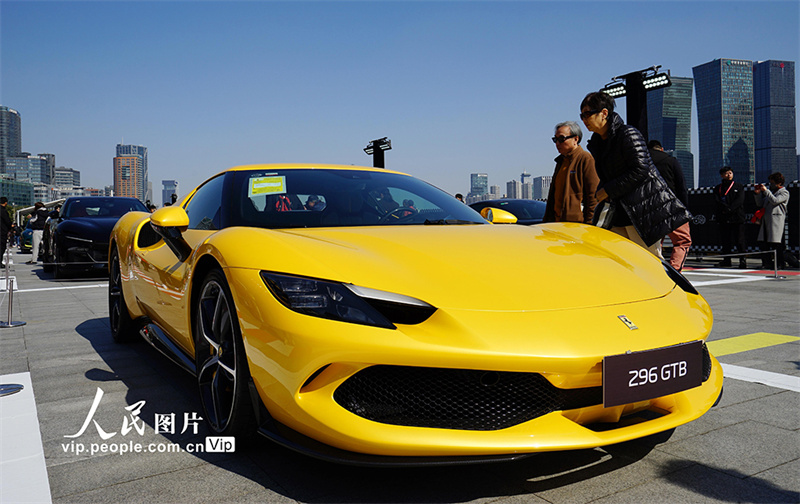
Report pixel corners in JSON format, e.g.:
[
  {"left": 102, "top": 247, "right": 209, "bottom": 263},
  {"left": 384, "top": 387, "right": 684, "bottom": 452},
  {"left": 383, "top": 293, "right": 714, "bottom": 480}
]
[{"left": 618, "top": 315, "right": 638, "bottom": 330}]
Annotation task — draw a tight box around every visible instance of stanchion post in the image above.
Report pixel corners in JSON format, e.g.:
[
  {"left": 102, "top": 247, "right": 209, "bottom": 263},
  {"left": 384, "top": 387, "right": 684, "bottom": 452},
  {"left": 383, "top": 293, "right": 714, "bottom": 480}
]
[
  {"left": 0, "top": 277, "right": 26, "bottom": 328},
  {"left": 4, "top": 246, "right": 9, "bottom": 285},
  {"left": 772, "top": 249, "right": 778, "bottom": 279}
]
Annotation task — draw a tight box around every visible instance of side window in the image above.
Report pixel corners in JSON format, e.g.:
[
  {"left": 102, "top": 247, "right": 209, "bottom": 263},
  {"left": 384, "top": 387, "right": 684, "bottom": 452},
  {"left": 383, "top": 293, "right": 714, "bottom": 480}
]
[{"left": 185, "top": 174, "right": 225, "bottom": 230}]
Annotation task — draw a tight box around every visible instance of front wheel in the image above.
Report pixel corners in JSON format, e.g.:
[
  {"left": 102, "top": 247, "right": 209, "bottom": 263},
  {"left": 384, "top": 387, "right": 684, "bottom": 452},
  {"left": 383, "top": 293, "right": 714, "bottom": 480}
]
[
  {"left": 109, "top": 248, "right": 136, "bottom": 343},
  {"left": 51, "top": 240, "right": 65, "bottom": 279},
  {"left": 194, "top": 269, "right": 256, "bottom": 438},
  {"left": 41, "top": 238, "right": 53, "bottom": 273}
]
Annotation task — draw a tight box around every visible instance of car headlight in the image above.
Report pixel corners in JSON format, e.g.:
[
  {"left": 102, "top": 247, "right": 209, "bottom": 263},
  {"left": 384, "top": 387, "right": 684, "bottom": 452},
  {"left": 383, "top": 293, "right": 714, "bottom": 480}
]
[
  {"left": 64, "top": 235, "right": 93, "bottom": 252},
  {"left": 261, "top": 272, "right": 436, "bottom": 329},
  {"left": 663, "top": 261, "right": 698, "bottom": 295}
]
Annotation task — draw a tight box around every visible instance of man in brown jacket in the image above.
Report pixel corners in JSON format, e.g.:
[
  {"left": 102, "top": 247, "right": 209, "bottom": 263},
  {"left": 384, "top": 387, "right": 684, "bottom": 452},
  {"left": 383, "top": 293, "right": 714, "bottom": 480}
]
[{"left": 543, "top": 121, "right": 599, "bottom": 224}]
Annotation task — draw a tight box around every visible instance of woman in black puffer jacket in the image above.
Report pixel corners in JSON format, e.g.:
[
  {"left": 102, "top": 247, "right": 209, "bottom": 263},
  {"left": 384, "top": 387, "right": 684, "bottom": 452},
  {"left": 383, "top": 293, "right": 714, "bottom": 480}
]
[{"left": 580, "top": 91, "right": 690, "bottom": 257}]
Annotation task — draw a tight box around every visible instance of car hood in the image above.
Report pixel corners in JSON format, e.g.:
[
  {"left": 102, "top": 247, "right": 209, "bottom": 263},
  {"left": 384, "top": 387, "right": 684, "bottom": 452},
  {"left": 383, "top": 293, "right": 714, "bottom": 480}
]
[
  {"left": 59, "top": 217, "right": 121, "bottom": 242},
  {"left": 216, "top": 222, "right": 675, "bottom": 312}
]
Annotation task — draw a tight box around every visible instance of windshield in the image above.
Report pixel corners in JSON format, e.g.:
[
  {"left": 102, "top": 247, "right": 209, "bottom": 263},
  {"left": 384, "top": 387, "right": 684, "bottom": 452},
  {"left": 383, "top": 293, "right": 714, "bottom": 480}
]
[
  {"left": 63, "top": 198, "right": 148, "bottom": 218},
  {"left": 232, "top": 169, "right": 486, "bottom": 229},
  {"left": 488, "top": 200, "right": 546, "bottom": 221}
]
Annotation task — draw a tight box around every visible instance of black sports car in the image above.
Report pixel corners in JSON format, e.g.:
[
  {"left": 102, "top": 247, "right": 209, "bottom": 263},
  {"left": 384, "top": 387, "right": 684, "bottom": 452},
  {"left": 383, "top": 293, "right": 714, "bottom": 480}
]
[
  {"left": 469, "top": 199, "right": 546, "bottom": 225},
  {"left": 43, "top": 197, "right": 148, "bottom": 277}
]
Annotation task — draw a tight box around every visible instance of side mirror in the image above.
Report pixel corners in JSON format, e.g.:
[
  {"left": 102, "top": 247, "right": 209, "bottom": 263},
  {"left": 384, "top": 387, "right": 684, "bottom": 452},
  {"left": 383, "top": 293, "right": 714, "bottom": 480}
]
[
  {"left": 150, "top": 206, "right": 190, "bottom": 228},
  {"left": 150, "top": 206, "right": 191, "bottom": 261},
  {"left": 480, "top": 207, "right": 518, "bottom": 224}
]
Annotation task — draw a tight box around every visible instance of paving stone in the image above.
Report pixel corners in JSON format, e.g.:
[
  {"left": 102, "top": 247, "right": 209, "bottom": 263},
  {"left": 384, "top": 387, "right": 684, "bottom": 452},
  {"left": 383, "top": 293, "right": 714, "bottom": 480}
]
[
  {"left": 657, "top": 420, "right": 800, "bottom": 478},
  {"left": 590, "top": 462, "right": 798, "bottom": 503}
]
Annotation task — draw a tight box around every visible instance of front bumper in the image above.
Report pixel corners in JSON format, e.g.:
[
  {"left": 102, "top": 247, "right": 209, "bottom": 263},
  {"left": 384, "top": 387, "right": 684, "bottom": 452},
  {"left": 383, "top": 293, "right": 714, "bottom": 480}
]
[
  {"left": 228, "top": 267, "right": 722, "bottom": 458},
  {"left": 61, "top": 236, "right": 109, "bottom": 268}
]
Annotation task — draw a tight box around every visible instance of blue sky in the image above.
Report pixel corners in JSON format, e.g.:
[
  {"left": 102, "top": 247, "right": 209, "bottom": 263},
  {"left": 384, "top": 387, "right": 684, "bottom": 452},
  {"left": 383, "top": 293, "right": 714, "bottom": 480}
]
[{"left": 2, "top": 1, "right": 798, "bottom": 198}]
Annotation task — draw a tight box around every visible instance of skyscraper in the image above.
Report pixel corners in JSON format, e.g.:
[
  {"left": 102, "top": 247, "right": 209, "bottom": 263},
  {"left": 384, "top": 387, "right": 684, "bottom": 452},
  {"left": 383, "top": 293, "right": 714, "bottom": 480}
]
[
  {"left": 162, "top": 179, "right": 179, "bottom": 206},
  {"left": 647, "top": 76, "right": 695, "bottom": 188},
  {"left": 54, "top": 166, "right": 81, "bottom": 187},
  {"left": 5, "top": 153, "right": 50, "bottom": 184},
  {"left": 754, "top": 60, "right": 797, "bottom": 181},
  {"left": 116, "top": 144, "right": 148, "bottom": 200},
  {"left": 520, "top": 171, "right": 531, "bottom": 185},
  {"left": 0, "top": 106, "right": 22, "bottom": 173},
  {"left": 532, "top": 176, "right": 552, "bottom": 200},
  {"left": 521, "top": 182, "right": 533, "bottom": 200},
  {"left": 38, "top": 153, "right": 55, "bottom": 185},
  {"left": 469, "top": 173, "right": 488, "bottom": 197},
  {"left": 693, "top": 59, "right": 755, "bottom": 187},
  {"left": 114, "top": 155, "right": 143, "bottom": 199}
]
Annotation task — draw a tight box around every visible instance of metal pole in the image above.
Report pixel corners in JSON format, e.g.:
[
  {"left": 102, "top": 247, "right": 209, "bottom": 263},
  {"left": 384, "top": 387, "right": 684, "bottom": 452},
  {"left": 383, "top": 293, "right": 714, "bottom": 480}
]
[
  {"left": 0, "top": 276, "right": 25, "bottom": 328},
  {"left": 4, "top": 246, "right": 9, "bottom": 286},
  {"left": 1, "top": 245, "right": 26, "bottom": 327},
  {"left": 624, "top": 71, "right": 649, "bottom": 141},
  {"left": 7, "top": 277, "right": 13, "bottom": 322},
  {"left": 373, "top": 148, "right": 385, "bottom": 168},
  {"left": 771, "top": 249, "right": 778, "bottom": 279}
]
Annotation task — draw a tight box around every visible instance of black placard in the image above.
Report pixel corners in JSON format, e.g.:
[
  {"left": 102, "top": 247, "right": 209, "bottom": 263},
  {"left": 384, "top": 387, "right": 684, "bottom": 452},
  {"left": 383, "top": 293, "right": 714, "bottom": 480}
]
[{"left": 603, "top": 341, "right": 703, "bottom": 408}]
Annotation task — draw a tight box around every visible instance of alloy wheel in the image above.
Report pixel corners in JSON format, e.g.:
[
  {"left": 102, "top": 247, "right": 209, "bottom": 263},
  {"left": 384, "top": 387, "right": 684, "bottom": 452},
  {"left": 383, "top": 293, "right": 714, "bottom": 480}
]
[
  {"left": 196, "top": 279, "right": 239, "bottom": 433},
  {"left": 109, "top": 254, "right": 122, "bottom": 334}
]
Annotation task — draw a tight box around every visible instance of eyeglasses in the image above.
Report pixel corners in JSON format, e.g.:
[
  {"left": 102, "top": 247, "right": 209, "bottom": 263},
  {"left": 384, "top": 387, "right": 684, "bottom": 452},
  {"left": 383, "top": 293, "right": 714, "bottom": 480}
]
[
  {"left": 552, "top": 134, "right": 577, "bottom": 144},
  {"left": 580, "top": 109, "right": 601, "bottom": 120}
]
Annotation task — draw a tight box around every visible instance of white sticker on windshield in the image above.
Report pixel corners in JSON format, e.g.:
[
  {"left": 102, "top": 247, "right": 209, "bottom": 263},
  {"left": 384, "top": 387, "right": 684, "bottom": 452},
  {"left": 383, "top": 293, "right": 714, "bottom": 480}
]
[{"left": 249, "top": 176, "right": 286, "bottom": 197}]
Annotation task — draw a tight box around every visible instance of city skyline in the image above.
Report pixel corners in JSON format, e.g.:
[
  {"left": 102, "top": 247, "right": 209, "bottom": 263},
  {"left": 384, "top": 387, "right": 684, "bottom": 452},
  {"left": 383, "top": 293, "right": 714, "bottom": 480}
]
[{"left": 2, "top": 1, "right": 798, "bottom": 197}]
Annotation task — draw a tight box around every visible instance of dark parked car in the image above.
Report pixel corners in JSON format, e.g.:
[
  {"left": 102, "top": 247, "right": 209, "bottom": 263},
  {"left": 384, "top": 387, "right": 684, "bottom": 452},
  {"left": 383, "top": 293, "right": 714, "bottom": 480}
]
[
  {"left": 469, "top": 199, "right": 547, "bottom": 225},
  {"left": 43, "top": 197, "right": 148, "bottom": 277},
  {"left": 19, "top": 220, "right": 33, "bottom": 254}
]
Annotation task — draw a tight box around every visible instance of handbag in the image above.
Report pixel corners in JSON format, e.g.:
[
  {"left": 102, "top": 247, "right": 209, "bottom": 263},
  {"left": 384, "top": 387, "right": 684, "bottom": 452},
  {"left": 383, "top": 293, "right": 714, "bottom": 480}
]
[
  {"left": 592, "top": 199, "right": 616, "bottom": 229},
  {"left": 750, "top": 207, "right": 765, "bottom": 225}
]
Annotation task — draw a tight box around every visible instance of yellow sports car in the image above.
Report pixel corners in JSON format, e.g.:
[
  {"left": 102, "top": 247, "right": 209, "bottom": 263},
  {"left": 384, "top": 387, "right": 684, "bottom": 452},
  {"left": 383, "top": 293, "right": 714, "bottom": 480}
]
[{"left": 109, "top": 164, "right": 723, "bottom": 465}]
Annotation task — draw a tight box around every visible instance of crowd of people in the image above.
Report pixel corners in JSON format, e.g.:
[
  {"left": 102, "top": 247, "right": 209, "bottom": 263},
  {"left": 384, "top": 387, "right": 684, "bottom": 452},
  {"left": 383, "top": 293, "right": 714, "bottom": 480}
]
[
  {"left": 531, "top": 91, "right": 792, "bottom": 271},
  {"left": 540, "top": 91, "right": 693, "bottom": 270}
]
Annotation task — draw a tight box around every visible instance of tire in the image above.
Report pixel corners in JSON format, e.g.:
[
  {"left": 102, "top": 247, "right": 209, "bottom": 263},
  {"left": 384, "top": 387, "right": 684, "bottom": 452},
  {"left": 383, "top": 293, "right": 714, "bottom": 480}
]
[
  {"left": 108, "top": 248, "right": 137, "bottom": 343},
  {"left": 194, "top": 269, "right": 257, "bottom": 439},
  {"left": 41, "top": 252, "right": 53, "bottom": 273},
  {"left": 51, "top": 240, "right": 64, "bottom": 278},
  {"left": 41, "top": 237, "right": 53, "bottom": 273}
]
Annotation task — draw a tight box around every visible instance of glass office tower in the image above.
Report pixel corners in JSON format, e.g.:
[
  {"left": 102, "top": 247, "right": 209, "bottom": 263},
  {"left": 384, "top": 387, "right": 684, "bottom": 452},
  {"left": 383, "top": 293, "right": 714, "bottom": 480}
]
[
  {"left": 0, "top": 106, "right": 22, "bottom": 173},
  {"left": 54, "top": 167, "right": 81, "bottom": 187},
  {"left": 162, "top": 179, "right": 179, "bottom": 207},
  {"left": 470, "top": 173, "right": 488, "bottom": 197},
  {"left": 754, "top": 60, "right": 797, "bottom": 182},
  {"left": 5, "top": 154, "right": 49, "bottom": 184},
  {"left": 647, "top": 76, "right": 695, "bottom": 188},
  {"left": 693, "top": 59, "right": 755, "bottom": 187}
]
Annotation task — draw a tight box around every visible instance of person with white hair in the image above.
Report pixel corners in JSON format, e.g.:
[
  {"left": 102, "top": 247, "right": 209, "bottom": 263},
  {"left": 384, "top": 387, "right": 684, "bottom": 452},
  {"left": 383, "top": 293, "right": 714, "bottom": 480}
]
[{"left": 543, "top": 120, "right": 599, "bottom": 224}]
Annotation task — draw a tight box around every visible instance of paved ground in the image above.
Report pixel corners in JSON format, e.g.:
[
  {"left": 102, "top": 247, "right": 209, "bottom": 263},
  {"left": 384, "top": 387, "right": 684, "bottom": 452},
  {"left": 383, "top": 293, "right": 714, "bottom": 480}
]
[{"left": 0, "top": 248, "right": 798, "bottom": 504}]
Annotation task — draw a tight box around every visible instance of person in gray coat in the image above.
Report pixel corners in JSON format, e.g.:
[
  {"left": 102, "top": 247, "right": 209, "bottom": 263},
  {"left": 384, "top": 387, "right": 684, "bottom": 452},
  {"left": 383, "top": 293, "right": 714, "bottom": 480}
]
[{"left": 754, "top": 172, "right": 789, "bottom": 269}]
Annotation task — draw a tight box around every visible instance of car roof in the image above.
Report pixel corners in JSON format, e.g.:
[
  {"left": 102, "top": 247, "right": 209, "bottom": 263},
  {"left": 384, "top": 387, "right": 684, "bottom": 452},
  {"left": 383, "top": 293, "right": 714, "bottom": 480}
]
[
  {"left": 64, "top": 196, "right": 141, "bottom": 202},
  {"left": 470, "top": 199, "right": 546, "bottom": 207},
  {"left": 222, "top": 164, "right": 411, "bottom": 178}
]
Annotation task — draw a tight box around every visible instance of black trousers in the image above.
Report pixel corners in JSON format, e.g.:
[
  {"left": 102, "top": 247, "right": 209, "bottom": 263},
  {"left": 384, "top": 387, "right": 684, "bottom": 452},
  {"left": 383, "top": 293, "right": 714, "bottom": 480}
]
[
  {"left": 0, "top": 232, "right": 7, "bottom": 265},
  {"left": 719, "top": 222, "right": 746, "bottom": 263}
]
